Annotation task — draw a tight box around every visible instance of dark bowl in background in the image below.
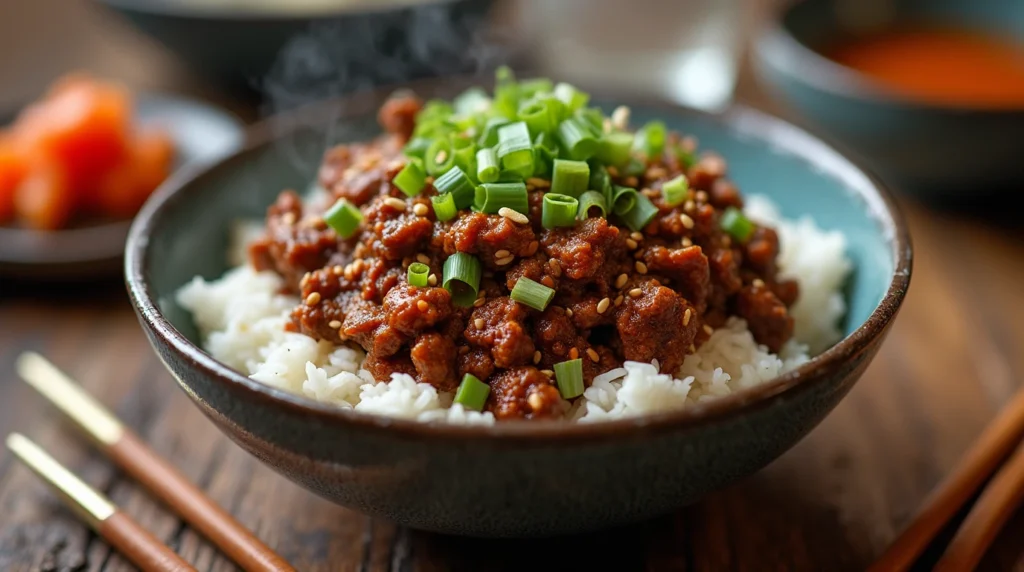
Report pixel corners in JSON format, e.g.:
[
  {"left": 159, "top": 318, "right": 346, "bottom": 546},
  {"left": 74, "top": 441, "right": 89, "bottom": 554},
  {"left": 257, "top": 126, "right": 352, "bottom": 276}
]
[
  {"left": 753, "top": 0, "right": 1024, "bottom": 202},
  {"left": 89, "top": 0, "right": 503, "bottom": 101}
]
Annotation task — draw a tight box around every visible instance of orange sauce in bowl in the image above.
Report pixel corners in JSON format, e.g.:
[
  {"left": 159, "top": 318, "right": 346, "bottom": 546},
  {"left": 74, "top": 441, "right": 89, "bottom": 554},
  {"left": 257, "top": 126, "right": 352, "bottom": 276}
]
[{"left": 824, "top": 26, "right": 1024, "bottom": 108}]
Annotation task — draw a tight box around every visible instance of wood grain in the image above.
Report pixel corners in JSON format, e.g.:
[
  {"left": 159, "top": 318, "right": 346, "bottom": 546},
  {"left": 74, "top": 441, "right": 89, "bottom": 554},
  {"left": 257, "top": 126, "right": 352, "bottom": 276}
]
[{"left": 2, "top": 1, "right": 1024, "bottom": 570}]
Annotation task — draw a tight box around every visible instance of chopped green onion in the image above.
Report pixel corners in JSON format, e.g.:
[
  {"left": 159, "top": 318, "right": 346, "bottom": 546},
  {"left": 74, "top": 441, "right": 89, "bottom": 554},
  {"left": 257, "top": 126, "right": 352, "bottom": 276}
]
[
  {"left": 574, "top": 107, "right": 605, "bottom": 136},
  {"left": 392, "top": 159, "right": 426, "bottom": 197},
  {"left": 510, "top": 276, "right": 556, "bottom": 311},
  {"left": 532, "top": 132, "right": 559, "bottom": 178},
  {"left": 720, "top": 206, "right": 754, "bottom": 242},
  {"left": 611, "top": 185, "right": 638, "bottom": 216},
  {"left": 556, "top": 118, "right": 598, "bottom": 161},
  {"left": 453, "top": 373, "right": 490, "bottom": 411},
  {"left": 596, "top": 132, "right": 634, "bottom": 168},
  {"left": 443, "top": 252, "right": 482, "bottom": 307},
  {"left": 519, "top": 78, "right": 554, "bottom": 99},
  {"left": 474, "top": 181, "right": 528, "bottom": 215},
  {"left": 407, "top": 262, "right": 430, "bottom": 287},
  {"left": 542, "top": 193, "right": 579, "bottom": 228},
  {"left": 492, "top": 65, "right": 519, "bottom": 119},
  {"left": 554, "top": 82, "right": 589, "bottom": 111},
  {"left": 577, "top": 190, "right": 607, "bottom": 219},
  {"left": 477, "top": 117, "right": 510, "bottom": 148},
  {"left": 431, "top": 192, "right": 458, "bottom": 222},
  {"left": 476, "top": 147, "right": 500, "bottom": 183},
  {"left": 623, "top": 157, "right": 646, "bottom": 177},
  {"left": 417, "top": 99, "right": 453, "bottom": 122},
  {"left": 413, "top": 117, "right": 457, "bottom": 140},
  {"left": 620, "top": 193, "right": 659, "bottom": 232},
  {"left": 496, "top": 170, "right": 524, "bottom": 183},
  {"left": 402, "top": 137, "right": 431, "bottom": 160},
  {"left": 425, "top": 138, "right": 455, "bottom": 176},
  {"left": 518, "top": 99, "right": 554, "bottom": 137},
  {"left": 433, "top": 166, "right": 475, "bottom": 209},
  {"left": 550, "top": 159, "right": 590, "bottom": 197},
  {"left": 497, "top": 121, "right": 534, "bottom": 177},
  {"left": 662, "top": 175, "right": 690, "bottom": 206},
  {"left": 587, "top": 161, "right": 611, "bottom": 195},
  {"left": 674, "top": 143, "right": 696, "bottom": 169},
  {"left": 553, "top": 358, "right": 584, "bottom": 399},
  {"left": 451, "top": 135, "right": 476, "bottom": 178},
  {"left": 324, "top": 198, "right": 363, "bottom": 239},
  {"left": 453, "top": 87, "right": 491, "bottom": 116},
  {"left": 634, "top": 121, "right": 667, "bottom": 160}
]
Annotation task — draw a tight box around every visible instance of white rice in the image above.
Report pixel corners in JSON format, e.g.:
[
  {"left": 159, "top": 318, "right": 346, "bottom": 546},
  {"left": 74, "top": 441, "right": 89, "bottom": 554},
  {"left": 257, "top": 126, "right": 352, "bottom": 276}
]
[{"left": 176, "top": 194, "right": 851, "bottom": 424}]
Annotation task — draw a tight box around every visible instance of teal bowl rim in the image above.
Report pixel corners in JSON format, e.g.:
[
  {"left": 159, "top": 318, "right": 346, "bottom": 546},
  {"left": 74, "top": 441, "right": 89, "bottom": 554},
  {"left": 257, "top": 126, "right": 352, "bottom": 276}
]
[
  {"left": 754, "top": 0, "right": 1024, "bottom": 115},
  {"left": 124, "top": 82, "right": 913, "bottom": 444},
  {"left": 93, "top": 0, "right": 470, "bottom": 21}
]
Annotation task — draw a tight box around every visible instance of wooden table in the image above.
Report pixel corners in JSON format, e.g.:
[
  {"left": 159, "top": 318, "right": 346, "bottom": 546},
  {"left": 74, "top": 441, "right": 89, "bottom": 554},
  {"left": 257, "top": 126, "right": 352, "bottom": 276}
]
[{"left": 3, "top": 2, "right": 1024, "bottom": 570}]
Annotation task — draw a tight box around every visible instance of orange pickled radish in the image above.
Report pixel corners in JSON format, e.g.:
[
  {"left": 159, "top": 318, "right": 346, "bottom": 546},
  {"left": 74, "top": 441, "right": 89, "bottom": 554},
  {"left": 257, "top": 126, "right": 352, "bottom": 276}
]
[
  {"left": 132, "top": 127, "right": 174, "bottom": 196},
  {"left": 13, "top": 160, "right": 73, "bottom": 230},
  {"left": 95, "top": 128, "right": 174, "bottom": 218},
  {"left": 0, "top": 139, "right": 28, "bottom": 223}
]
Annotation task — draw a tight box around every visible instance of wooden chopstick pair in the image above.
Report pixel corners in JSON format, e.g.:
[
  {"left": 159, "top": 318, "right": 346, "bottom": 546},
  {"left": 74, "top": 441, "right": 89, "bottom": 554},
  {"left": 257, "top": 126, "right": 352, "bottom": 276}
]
[
  {"left": 8, "top": 352, "right": 296, "bottom": 572},
  {"left": 869, "top": 386, "right": 1024, "bottom": 571}
]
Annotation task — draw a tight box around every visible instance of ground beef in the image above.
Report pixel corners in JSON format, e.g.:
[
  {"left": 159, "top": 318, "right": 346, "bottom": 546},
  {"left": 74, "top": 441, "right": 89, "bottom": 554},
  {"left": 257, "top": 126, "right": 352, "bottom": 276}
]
[{"left": 249, "top": 98, "right": 800, "bottom": 420}]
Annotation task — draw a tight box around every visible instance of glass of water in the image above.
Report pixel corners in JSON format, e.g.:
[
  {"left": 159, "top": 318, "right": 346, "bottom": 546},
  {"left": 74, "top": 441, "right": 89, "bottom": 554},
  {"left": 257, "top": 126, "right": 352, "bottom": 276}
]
[{"left": 505, "top": 0, "right": 759, "bottom": 111}]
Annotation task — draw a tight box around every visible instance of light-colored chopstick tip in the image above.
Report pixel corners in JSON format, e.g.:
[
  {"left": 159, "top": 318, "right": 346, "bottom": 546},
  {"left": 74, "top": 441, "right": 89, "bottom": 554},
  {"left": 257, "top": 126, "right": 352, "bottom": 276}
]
[
  {"left": 16, "top": 352, "right": 124, "bottom": 446},
  {"left": 5, "top": 433, "right": 116, "bottom": 525}
]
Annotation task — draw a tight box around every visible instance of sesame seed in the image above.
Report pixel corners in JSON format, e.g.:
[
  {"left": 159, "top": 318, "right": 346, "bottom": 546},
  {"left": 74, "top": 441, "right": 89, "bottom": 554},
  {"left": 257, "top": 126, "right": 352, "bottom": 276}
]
[
  {"left": 329, "top": 320, "right": 342, "bottom": 329},
  {"left": 646, "top": 166, "right": 668, "bottom": 180},
  {"left": 305, "top": 292, "right": 321, "bottom": 306},
  {"left": 428, "top": 273, "right": 438, "bottom": 286},
  {"left": 435, "top": 149, "right": 448, "bottom": 163},
  {"left": 586, "top": 348, "right": 600, "bottom": 362},
  {"left": 615, "top": 273, "right": 628, "bottom": 289},
  {"left": 416, "top": 300, "right": 429, "bottom": 311},
  {"left": 611, "top": 105, "right": 630, "bottom": 130},
  {"left": 281, "top": 212, "right": 296, "bottom": 225},
  {"left": 526, "top": 177, "right": 551, "bottom": 188},
  {"left": 683, "top": 308, "right": 692, "bottom": 326},
  {"left": 494, "top": 249, "right": 511, "bottom": 259},
  {"left": 753, "top": 278, "right": 765, "bottom": 288},
  {"left": 532, "top": 392, "right": 548, "bottom": 411},
  {"left": 540, "top": 369, "right": 555, "bottom": 377},
  {"left": 690, "top": 343, "right": 697, "bottom": 353},
  {"left": 681, "top": 237, "right": 693, "bottom": 247},
  {"left": 300, "top": 273, "right": 311, "bottom": 288},
  {"left": 474, "top": 297, "right": 486, "bottom": 307},
  {"left": 703, "top": 324, "right": 714, "bottom": 336},
  {"left": 684, "top": 199, "right": 696, "bottom": 212},
  {"left": 679, "top": 213, "right": 695, "bottom": 229},
  {"left": 629, "top": 288, "right": 642, "bottom": 298},
  {"left": 625, "top": 238, "right": 638, "bottom": 250},
  {"left": 548, "top": 259, "right": 561, "bottom": 277},
  {"left": 606, "top": 166, "right": 619, "bottom": 177},
  {"left": 569, "top": 347, "right": 580, "bottom": 360},
  {"left": 353, "top": 259, "right": 364, "bottom": 272},
  {"left": 384, "top": 197, "right": 406, "bottom": 210},
  {"left": 541, "top": 276, "right": 555, "bottom": 288},
  {"left": 641, "top": 188, "right": 658, "bottom": 198},
  {"left": 565, "top": 308, "right": 573, "bottom": 318},
  {"left": 527, "top": 241, "right": 540, "bottom": 256},
  {"left": 624, "top": 176, "right": 638, "bottom": 187},
  {"left": 425, "top": 176, "right": 435, "bottom": 185},
  {"left": 635, "top": 261, "right": 648, "bottom": 274},
  {"left": 496, "top": 255, "right": 515, "bottom": 266},
  {"left": 474, "top": 318, "right": 485, "bottom": 329},
  {"left": 596, "top": 297, "right": 611, "bottom": 314},
  {"left": 498, "top": 207, "right": 529, "bottom": 224},
  {"left": 533, "top": 350, "right": 542, "bottom": 364},
  {"left": 413, "top": 203, "right": 429, "bottom": 216},
  {"left": 696, "top": 190, "right": 708, "bottom": 203},
  {"left": 614, "top": 295, "right": 624, "bottom": 307},
  {"left": 332, "top": 265, "right": 344, "bottom": 276},
  {"left": 630, "top": 231, "right": 644, "bottom": 242},
  {"left": 416, "top": 253, "right": 430, "bottom": 265}
]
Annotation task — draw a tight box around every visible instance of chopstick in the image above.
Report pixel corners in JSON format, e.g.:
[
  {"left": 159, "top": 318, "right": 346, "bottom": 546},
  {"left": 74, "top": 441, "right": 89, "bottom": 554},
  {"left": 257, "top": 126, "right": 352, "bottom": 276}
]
[
  {"left": 5, "top": 433, "right": 196, "bottom": 572},
  {"left": 16, "top": 351, "right": 296, "bottom": 572},
  {"left": 869, "top": 386, "right": 1024, "bottom": 571},
  {"left": 933, "top": 439, "right": 1024, "bottom": 571}
]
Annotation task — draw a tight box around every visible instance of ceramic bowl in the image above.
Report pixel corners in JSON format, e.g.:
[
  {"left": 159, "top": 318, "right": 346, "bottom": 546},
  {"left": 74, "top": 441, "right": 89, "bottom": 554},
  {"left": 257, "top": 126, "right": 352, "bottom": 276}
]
[
  {"left": 125, "top": 82, "right": 912, "bottom": 538},
  {"left": 753, "top": 0, "right": 1024, "bottom": 201}
]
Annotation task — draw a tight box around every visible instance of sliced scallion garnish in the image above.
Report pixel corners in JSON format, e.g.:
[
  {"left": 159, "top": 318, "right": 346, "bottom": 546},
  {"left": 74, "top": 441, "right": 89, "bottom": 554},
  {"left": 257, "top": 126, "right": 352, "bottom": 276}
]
[
  {"left": 720, "top": 206, "right": 754, "bottom": 242},
  {"left": 453, "top": 86, "right": 491, "bottom": 117},
  {"left": 476, "top": 147, "right": 500, "bottom": 183},
  {"left": 662, "top": 174, "right": 689, "bottom": 207},
  {"left": 443, "top": 252, "right": 482, "bottom": 307},
  {"left": 577, "top": 190, "right": 607, "bottom": 219},
  {"left": 474, "top": 181, "right": 528, "bottom": 215},
  {"left": 324, "top": 198, "right": 363, "bottom": 239},
  {"left": 451, "top": 135, "right": 477, "bottom": 179},
  {"left": 453, "top": 373, "right": 490, "bottom": 411},
  {"left": 496, "top": 121, "right": 534, "bottom": 178},
  {"left": 596, "top": 131, "right": 634, "bottom": 168},
  {"left": 433, "top": 166, "right": 475, "bottom": 210},
  {"left": 620, "top": 192, "right": 659, "bottom": 232},
  {"left": 634, "top": 121, "right": 666, "bottom": 160},
  {"left": 518, "top": 99, "right": 554, "bottom": 137},
  {"left": 477, "top": 116, "right": 510, "bottom": 148},
  {"left": 519, "top": 78, "right": 554, "bottom": 99},
  {"left": 407, "top": 262, "right": 430, "bottom": 287},
  {"left": 554, "top": 358, "right": 584, "bottom": 399},
  {"left": 402, "top": 137, "right": 431, "bottom": 160},
  {"left": 611, "top": 185, "right": 638, "bottom": 216},
  {"left": 554, "top": 82, "right": 589, "bottom": 112},
  {"left": 556, "top": 118, "right": 598, "bottom": 161},
  {"left": 431, "top": 192, "right": 457, "bottom": 222},
  {"left": 550, "top": 159, "right": 590, "bottom": 198},
  {"left": 510, "top": 277, "right": 556, "bottom": 311},
  {"left": 541, "top": 193, "right": 579, "bottom": 229},
  {"left": 587, "top": 161, "right": 611, "bottom": 196},
  {"left": 532, "top": 132, "right": 559, "bottom": 178},
  {"left": 393, "top": 159, "right": 426, "bottom": 197},
  {"left": 425, "top": 138, "right": 455, "bottom": 176}
]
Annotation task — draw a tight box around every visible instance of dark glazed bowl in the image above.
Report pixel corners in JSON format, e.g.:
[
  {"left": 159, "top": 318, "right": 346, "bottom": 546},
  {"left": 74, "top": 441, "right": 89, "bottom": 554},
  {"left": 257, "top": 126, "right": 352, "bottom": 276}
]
[
  {"left": 753, "top": 0, "right": 1024, "bottom": 201},
  {"left": 125, "top": 81, "right": 912, "bottom": 537}
]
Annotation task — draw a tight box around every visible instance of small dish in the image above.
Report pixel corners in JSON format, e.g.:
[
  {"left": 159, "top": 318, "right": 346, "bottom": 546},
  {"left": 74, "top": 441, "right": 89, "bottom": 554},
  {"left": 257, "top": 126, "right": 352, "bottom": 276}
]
[
  {"left": 753, "top": 0, "right": 1024, "bottom": 201},
  {"left": 0, "top": 91, "right": 244, "bottom": 282},
  {"left": 125, "top": 79, "right": 911, "bottom": 537}
]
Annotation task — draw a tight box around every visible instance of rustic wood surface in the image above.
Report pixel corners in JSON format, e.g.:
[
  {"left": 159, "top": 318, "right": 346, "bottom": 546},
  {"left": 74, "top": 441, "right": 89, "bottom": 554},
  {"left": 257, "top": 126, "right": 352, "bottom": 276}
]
[{"left": 2, "top": 1, "right": 1024, "bottom": 571}]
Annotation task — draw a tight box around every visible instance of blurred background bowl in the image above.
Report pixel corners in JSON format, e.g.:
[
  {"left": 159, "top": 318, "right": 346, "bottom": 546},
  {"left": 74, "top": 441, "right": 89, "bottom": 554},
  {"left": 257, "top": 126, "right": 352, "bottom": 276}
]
[
  {"left": 753, "top": 0, "right": 1024, "bottom": 201},
  {"left": 89, "top": 0, "right": 502, "bottom": 101}
]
